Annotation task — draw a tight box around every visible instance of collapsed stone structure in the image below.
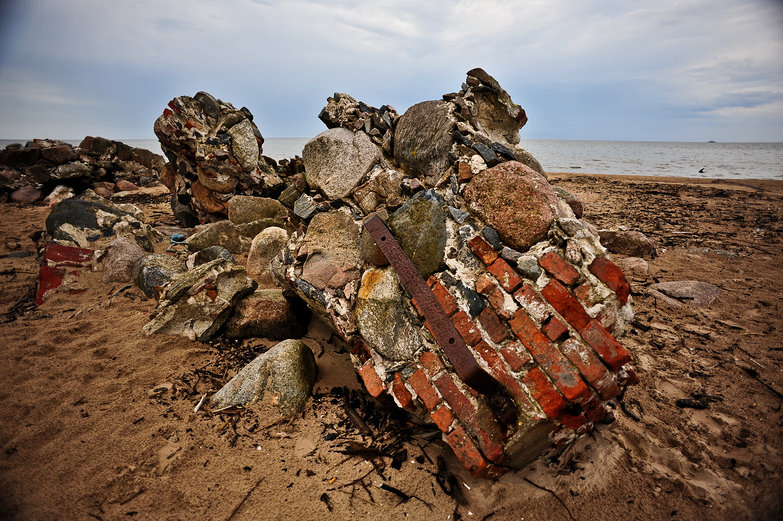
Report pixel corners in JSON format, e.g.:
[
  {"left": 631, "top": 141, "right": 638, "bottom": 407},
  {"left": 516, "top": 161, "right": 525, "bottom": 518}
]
[
  {"left": 0, "top": 137, "right": 165, "bottom": 203},
  {"left": 273, "top": 68, "right": 638, "bottom": 477}
]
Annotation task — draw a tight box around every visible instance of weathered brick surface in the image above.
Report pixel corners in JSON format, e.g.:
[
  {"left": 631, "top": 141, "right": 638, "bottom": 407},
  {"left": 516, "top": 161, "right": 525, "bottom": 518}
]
[
  {"left": 475, "top": 272, "right": 496, "bottom": 295},
  {"left": 479, "top": 306, "right": 509, "bottom": 344},
  {"left": 419, "top": 350, "right": 446, "bottom": 377},
  {"left": 539, "top": 251, "right": 580, "bottom": 285},
  {"left": 468, "top": 235, "right": 499, "bottom": 265},
  {"left": 573, "top": 281, "right": 595, "bottom": 307},
  {"left": 488, "top": 258, "right": 522, "bottom": 293},
  {"left": 542, "top": 316, "right": 568, "bottom": 341},
  {"left": 408, "top": 368, "right": 441, "bottom": 410},
  {"left": 391, "top": 372, "right": 414, "bottom": 409},
  {"left": 446, "top": 426, "right": 502, "bottom": 478},
  {"left": 522, "top": 367, "right": 566, "bottom": 419},
  {"left": 541, "top": 279, "right": 591, "bottom": 330},
  {"left": 500, "top": 341, "right": 532, "bottom": 372},
  {"left": 589, "top": 255, "right": 631, "bottom": 305},
  {"left": 434, "top": 373, "right": 505, "bottom": 463},
  {"left": 487, "top": 285, "right": 518, "bottom": 319},
  {"left": 513, "top": 284, "right": 550, "bottom": 324},
  {"left": 509, "top": 311, "right": 591, "bottom": 404},
  {"left": 474, "top": 340, "right": 537, "bottom": 411},
  {"left": 429, "top": 279, "right": 458, "bottom": 316},
  {"left": 430, "top": 405, "right": 455, "bottom": 432},
  {"left": 580, "top": 319, "right": 632, "bottom": 371},
  {"left": 452, "top": 310, "right": 482, "bottom": 346},
  {"left": 358, "top": 360, "right": 386, "bottom": 398},
  {"left": 560, "top": 338, "right": 621, "bottom": 400}
]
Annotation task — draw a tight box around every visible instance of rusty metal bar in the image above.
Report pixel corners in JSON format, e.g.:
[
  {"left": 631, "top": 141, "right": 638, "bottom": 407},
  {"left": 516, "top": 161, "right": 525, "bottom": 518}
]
[{"left": 364, "top": 214, "right": 517, "bottom": 430}]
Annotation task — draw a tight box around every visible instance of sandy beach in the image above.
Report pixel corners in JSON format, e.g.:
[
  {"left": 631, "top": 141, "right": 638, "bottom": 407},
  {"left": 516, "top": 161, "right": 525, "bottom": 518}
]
[{"left": 1, "top": 172, "right": 781, "bottom": 520}]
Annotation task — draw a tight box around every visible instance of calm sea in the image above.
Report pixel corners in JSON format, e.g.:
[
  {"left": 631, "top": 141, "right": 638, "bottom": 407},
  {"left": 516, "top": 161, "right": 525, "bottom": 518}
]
[{"left": 2, "top": 138, "right": 780, "bottom": 180}]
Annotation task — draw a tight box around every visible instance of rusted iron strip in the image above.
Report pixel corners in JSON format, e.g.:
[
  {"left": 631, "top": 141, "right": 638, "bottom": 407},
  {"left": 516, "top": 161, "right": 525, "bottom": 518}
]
[{"left": 364, "top": 214, "right": 517, "bottom": 430}]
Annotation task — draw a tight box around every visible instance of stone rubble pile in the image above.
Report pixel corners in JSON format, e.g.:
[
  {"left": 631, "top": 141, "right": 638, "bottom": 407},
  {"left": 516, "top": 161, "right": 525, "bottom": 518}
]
[
  {"left": 0, "top": 137, "right": 165, "bottom": 203},
  {"left": 30, "top": 69, "right": 644, "bottom": 477},
  {"left": 274, "top": 68, "right": 639, "bottom": 477}
]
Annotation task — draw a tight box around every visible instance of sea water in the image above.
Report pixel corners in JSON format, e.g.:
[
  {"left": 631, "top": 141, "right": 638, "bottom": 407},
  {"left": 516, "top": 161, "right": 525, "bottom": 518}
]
[{"left": 2, "top": 138, "right": 781, "bottom": 180}]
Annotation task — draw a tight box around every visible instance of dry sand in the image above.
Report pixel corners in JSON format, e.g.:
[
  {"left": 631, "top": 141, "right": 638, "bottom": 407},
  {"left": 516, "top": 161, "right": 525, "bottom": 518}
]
[{"left": 1, "top": 173, "right": 781, "bottom": 520}]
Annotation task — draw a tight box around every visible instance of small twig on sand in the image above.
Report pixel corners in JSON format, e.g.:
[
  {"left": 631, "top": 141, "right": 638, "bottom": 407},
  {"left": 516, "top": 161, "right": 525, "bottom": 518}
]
[
  {"left": 523, "top": 478, "right": 576, "bottom": 521},
  {"left": 193, "top": 394, "right": 207, "bottom": 414},
  {"left": 225, "top": 477, "right": 264, "bottom": 521}
]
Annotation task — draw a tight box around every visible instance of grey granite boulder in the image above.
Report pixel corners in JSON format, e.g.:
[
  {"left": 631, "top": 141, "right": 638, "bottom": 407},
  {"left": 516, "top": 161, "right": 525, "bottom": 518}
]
[
  {"left": 142, "top": 258, "right": 256, "bottom": 340},
  {"left": 132, "top": 254, "right": 187, "bottom": 298},
  {"left": 210, "top": 339, "right": 317, "bottom": 416},
  {"left": 246, "top": 226, "right": 289, "bottom": 287},
  {"left": 103, "top": 236, "right": 145, "bottom": 283},
  {"left": 227, "top": 195, "right": 287, "bottom": 225},
  {"left": 187, "top": 220, "right": 247, "bottom": 253},
  {"left": 302, "top": 128, "right": 382, "bottom": 200},
  {"left": 393, "top": 100, "right": 457, "bottom": 187}
]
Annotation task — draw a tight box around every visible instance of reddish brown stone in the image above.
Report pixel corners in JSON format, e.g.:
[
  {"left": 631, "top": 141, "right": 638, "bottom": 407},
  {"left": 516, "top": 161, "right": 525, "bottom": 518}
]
[
  {"left": 589, "top": 255, "right": 631, "bottom": 305},
  {"left": 463, "top": 161, "right": 563, "bottom": 251},
  {"left": 41, "top": 145, "right": 77, "bottom": 164},
  {"left": 539, "top": 251, "right": 580, "bottom": 286},
  {"left": 114, "top": 179, "right": 139, "bottom": 192},
  {"left": 446, "top": 426, "right": 493, "bottom": 478},
  {"left": 487, "top": 258, "right": 522, "bottom": 293},
  {"left": 191, "top": 180, "right": 228, "bottom": 215}
]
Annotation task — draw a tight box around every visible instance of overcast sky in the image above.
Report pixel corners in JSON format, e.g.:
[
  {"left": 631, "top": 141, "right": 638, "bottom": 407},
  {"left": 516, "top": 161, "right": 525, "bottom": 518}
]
[{"left": 0, "top": 0, "right": 781, "bottom": 142}]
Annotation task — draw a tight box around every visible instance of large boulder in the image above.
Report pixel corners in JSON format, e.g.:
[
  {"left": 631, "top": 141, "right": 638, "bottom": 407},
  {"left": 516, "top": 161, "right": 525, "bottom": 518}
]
[
  {"left": 246, "top": 226, "right": 289, "bottom": 287},
  {"left": 210, "top": 339, "right": 317, "bottom": 416},
  {"left": 393, "top": 100, "right": 457, "bottom": 187},
  {"left": 222, "top": 289, "right": 310, "bottom": 339},
  {"left": 132, "top": 254, "right": 187, "bottom": 298},
  {"left": 464, "top": 161, "right": 568, "bottom": 251},
  {"left": 302, "top": 128, "right": 382, "bottom": 200}
]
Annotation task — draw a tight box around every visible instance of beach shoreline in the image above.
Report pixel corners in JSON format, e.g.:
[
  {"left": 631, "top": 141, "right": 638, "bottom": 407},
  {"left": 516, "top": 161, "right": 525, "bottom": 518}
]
[{"left": 0, "top": 173, "right": 781, "bottom": 520}]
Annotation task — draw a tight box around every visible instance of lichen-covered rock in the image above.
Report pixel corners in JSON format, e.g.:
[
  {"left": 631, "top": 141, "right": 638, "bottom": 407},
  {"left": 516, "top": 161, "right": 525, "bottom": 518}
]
[
  {"left": 222, "top": 289, "right": 310, "bottom": 339},
  {"left": 355, "top": 267, "right": 422, "bottom": 361},
  {"left": 387, "top": 190, "right": 447, "bottom": 279},
  {"left": 227, "top": 195, "right": 287, "bottom": 225},
  {"left": 298, "top": 210, "right": 360, "bottom": 291},
  {"left": 465, "top": 67, "right": 527, "bottom": 145},
  {"left": 246, "top": 226, "right": 289, "bottom": 287},
  {"left": 142, "top": 258, "right": 256, "bottom": 340},
  {"left": 186, "top": 245, "right": 235, "bottom": 269},
  {"left": 393, "top": 100, "right": 457, "bottom": 187},
  {"left": 210, "top": 339, "right": 317, "bottom": 416},
  {"left": 302, "top": 128, "right": 382, "bottom": 200},
  {"left": 464, "top": 161, "right": 567, "bottom": 251},
  {"left": 132, "top": 254, "right": 187, "bottom": 298}
]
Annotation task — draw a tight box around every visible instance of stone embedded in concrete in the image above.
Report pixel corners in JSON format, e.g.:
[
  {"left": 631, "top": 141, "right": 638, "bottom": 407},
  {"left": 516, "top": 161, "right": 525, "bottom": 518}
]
[
  {"left": 186, "top": 220, "right": 246, "bottom": 254},
  {"left": 210, "top": 339, "right": 316, "bottom": 416},
  {"left": 223, "top": 289, "right": 310, "bottom": 339},
  {"left": 464, "top": 161, "right": 565, "bottom": 251},
  {"left": 388, "top": 190, "right": 447, "bottom": 279},
  {"left": 132, "top": 254, "right": 187, "bottom": 298},
  {"left": 393, "top": 100, "right": 457, "bottom": 187}
]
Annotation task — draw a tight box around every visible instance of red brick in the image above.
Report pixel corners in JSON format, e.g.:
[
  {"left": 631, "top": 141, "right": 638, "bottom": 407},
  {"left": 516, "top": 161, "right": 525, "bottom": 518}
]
[
  {"left": 408, "top": 369, "right": 441, "bottom": 410},
  {"left": 475, "top": 273, "right": 496, "bottom": 295},
  {"left": 434, "top": 373, "right": 505, "bottom": 463},
  {"left": 420, "top": 350, "right": 446, "bottom": 378},
  {"left": 474, "top": 341, "right": 538, "bottom": 411},
  {"left": 560, "top": 413, "right": 591, "bottom": 432},
  {"left": 584, "top": 401, "right": 609, "bottom": 423},
  {"left": 391, "top": 372, "right": 414, "bottom": 409},
  {"left": 36, "top": 264, "right": 66, "bottom": 306},
  {"left": 589, "top": 255, "right": 631, "bottom": 305},
  {"left": 430, "top": 280, "right": 458, "bottom": 316},
  {"left": 573, "top": 281, "right": 595, "bottom": 307},
  {"left": 617, "top": 365, "right": 640, "bottom": 386},
  {"left": 487, "top": 285, "right": 517, "bottom": 319},
  {"left": 539, "top": 251, "right": 580, "bottom": 285},
  {"left": 500, "top": 341, "right": 532, "bottom": 372},
  {"left": 509, "top": 311, "right": 591, "bottom": 404},
  {"left": 541, "top": 279, "right": 591, "bottom": 331},
  {"left": 560, "top": 338, "right": 621, "bottom": 400},
  {"left": 522, "top": 367, "right": 566, "bottom": 419},
  {"left": 580, "top": 319, "right": 632, "bottom": 371},
  {"left": 513, "top": 284, "right": 550, "bottom": 324},
  {"left": 43, "top": 243, "right": 94, "bottom": 266},
  {"left": 478, "top": 307, "right": 509, "bottom": 344},
  {"left": 445, "top": 426, "right": 490, "bottom": 477},
  {"left": 468, "top": 235, "right": 499, "bottom": 265},
  {"left": 542, "top": 316, "right": 568, "bottom": 342},
  {"left": 452, "top": 310, "right": 482, "bottom": 346},
  {"left": 358, "top": 360, "right": 386, "bottom": 398},
  {"left": 430, "top": 405, "right": 454, "bottom": 432},
  {"left": 487, "top": 258, "right": 522, "bottom": 293}
]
